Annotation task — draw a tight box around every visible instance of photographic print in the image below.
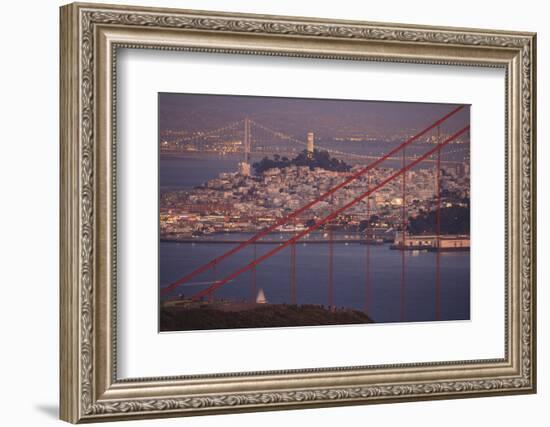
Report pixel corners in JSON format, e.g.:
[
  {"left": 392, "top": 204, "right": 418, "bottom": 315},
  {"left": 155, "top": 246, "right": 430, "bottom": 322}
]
[{"left": 158, "top": 93, "right": 470, "bottom": 332}]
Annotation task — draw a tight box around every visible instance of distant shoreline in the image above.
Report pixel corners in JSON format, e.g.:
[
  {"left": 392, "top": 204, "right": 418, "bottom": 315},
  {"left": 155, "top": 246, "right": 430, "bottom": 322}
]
[{"left": 160, "top": 238, "right": 379, "bottom": 244}]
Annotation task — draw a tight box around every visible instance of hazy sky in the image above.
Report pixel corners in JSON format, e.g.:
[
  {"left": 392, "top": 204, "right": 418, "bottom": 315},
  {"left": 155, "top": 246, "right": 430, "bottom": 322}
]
[{"left": 159, "top": 92, "right": 470, "bottom": 138}]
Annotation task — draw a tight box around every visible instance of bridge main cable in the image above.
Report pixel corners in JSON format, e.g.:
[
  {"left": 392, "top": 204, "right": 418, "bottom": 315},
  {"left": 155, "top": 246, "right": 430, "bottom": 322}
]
[
  {"left": 160, "top": 105, "right": 465, "bottom": 296},
  {"left": 190, "top": 125, "right": 470, "bottom": 301}
]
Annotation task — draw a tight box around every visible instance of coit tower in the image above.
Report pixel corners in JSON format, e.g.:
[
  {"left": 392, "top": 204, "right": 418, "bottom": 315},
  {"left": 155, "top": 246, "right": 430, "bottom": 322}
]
[{"left": 307, "top": 131, "right": 315, "bottom": 157}]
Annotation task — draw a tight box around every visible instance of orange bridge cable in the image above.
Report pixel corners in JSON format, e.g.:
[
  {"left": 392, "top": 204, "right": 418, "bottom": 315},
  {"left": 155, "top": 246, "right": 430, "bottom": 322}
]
[
  {"left": 328, "top": 217, "right": 334, "bottom": 310},
  {"left": 189, "top": 126, "right": 470, "bottom": 301},
  {"left": 290, "top": 243, "right": 296, "bottom": 304},
  {"left": 160, "top": 106, "right": 466, "bottom": 296},
  {"left": 210, "top": 261, "right": 217, "bottom": 302},
  {"left": 401, "top": 142, "right": 407, "bottom": 321},
  {"left": 251, "top": 244, "right": 257, "bottom": 302},
  {"left": 435, "top": 126, "right": 442, "bottom": 320},
  {"left": 365, "top": 174, "right": 370, "bottom": 314},
  {"left": 290, "top": 216, "right": 297, "bottom": 304}
]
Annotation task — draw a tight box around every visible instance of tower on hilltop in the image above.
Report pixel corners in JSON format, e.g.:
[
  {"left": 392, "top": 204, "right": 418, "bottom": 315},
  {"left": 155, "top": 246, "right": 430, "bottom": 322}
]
[{"left": 307, "top": 131, "right": 315, "bottom": 158}]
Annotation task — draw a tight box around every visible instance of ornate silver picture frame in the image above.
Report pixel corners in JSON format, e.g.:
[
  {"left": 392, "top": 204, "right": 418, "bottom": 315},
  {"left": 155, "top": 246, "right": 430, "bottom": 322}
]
[{"left": 60, "top": 2, "right": 536, "bottom": 423}]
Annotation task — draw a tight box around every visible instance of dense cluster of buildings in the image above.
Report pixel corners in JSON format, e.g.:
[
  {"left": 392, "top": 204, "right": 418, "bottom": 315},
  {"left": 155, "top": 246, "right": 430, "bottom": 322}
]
[{"left": 160, "top": 161, "right": 469, "bottom": 240}]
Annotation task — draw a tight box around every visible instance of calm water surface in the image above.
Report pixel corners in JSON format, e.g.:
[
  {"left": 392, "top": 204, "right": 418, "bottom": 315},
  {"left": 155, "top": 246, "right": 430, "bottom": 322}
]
[{"left": 160, "top": 238, "right": 470, "bottom": 323}]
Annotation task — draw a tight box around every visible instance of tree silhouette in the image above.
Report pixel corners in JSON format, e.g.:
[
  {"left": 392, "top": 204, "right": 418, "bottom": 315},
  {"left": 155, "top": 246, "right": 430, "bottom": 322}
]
[{"left": 253, "top": 149, "right": 351, "bottom": 174}]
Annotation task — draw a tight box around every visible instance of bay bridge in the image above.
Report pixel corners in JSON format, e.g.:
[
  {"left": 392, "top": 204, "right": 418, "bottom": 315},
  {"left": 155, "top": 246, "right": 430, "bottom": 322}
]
[
  {"left": 161, "top": 106, "right": 470, "bottom": 322},
  {"left": 162, "top": 116, "right": 469, "bottom": 167}
]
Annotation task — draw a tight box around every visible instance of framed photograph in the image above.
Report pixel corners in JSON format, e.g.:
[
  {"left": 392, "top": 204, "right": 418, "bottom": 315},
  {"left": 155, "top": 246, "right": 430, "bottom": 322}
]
[{"left": 60, "top": 2, "right": 536, "bottom": 423}]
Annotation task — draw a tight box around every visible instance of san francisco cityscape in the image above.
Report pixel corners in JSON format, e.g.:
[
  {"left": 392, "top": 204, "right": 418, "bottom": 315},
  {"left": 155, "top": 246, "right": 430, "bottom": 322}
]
[{"left": 158, "top": 93, "right": 470, "bottom": 332}]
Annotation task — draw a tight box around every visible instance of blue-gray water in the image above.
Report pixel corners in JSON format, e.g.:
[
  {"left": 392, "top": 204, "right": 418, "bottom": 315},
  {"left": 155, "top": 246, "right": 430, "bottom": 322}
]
[
  {"left": 160, "top": 237, "right": 470, "bottom": 323},
  {"left": 160, "top": 154, "right": 243, "bottom": 191}
]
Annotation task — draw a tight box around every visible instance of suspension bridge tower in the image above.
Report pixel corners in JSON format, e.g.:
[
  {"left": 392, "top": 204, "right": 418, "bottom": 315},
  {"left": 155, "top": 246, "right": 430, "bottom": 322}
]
[{"left": 239, "top": 117, "right": 252, "bottom": 176}]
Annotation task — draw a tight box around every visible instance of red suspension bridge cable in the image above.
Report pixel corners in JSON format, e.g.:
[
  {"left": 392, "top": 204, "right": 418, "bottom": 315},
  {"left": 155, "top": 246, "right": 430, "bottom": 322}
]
[{"left": 435, "top": 125, "right": 442, "bottom": 320}]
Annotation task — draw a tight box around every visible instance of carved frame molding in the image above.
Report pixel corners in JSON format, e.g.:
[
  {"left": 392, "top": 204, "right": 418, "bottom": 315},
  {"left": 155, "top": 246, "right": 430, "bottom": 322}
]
[{"left": 60, "top": 2, "right": 536, "bottom": 423}]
